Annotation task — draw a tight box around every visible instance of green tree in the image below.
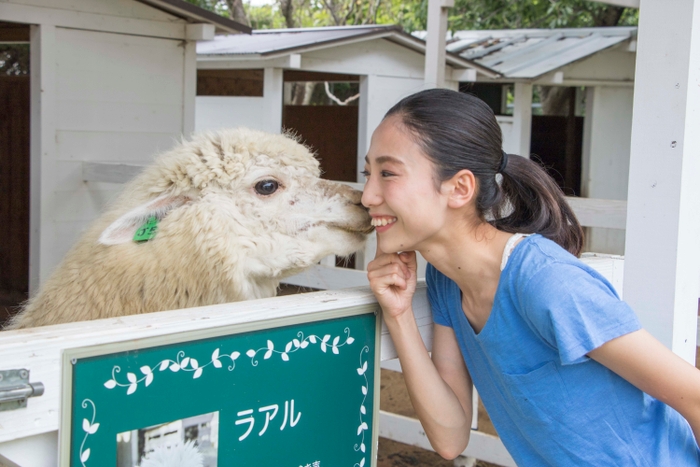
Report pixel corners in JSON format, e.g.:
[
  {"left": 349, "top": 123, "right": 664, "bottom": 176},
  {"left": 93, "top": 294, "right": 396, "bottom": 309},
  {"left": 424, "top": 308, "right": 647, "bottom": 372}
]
[{"left": 185, "top": 0, "right": 637, "bottom": 32}]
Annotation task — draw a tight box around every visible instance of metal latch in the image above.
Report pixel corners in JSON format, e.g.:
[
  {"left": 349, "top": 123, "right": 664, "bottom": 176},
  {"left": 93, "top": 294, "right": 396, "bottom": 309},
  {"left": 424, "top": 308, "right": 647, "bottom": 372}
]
[{"left": 0, "top": 369, "right": 45, "bottom": 412}]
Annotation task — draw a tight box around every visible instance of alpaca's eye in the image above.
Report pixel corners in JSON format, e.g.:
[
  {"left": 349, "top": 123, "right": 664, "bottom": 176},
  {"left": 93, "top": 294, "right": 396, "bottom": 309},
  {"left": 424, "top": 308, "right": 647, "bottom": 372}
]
[{"left": 255, "top": 180, "right": 279, "bottom": 195}]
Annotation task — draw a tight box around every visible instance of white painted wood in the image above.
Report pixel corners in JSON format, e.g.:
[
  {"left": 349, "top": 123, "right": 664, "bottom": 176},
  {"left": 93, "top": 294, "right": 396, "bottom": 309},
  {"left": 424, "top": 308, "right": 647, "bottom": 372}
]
[
  {"left": 12, "top": 0, "right": 178, "bottom": 22},
  {"left": 183, "top": 40, "right": 197, "bottom": 137},
  {"left": 0, "top": 285, "right": 417, "bottom": 444},
  {"left": 566, "top": 197, "right": 627, "bottom": 230},
  {"left": 195, "top": 96, "right": 268, "bottom": 133},
  {"left": 424, "top": 0, "right": 452, "bottom": 88},
  {"left": 35, "top": 27, "right": 188, "bottom": 285},
  {"left": 624, "top": 0, "right": 700, "bottom": 363},
  {"left": 1, "top": 1, "right": 187, "bottom": 40},
  {"left": 379, "top": 411, "right": 516, "bottom": 467},
  {"left": 0, "top": 431, "right": 57, "bottom": 467},
  {"left": 581, "top": 86, "right": 633, "bottom": 254},
  {"left": 82, "top": 161, "right": 146, "bottom": 184},
  {"left": 299, "top": 40, "right": 427, "bottom": 79},
  {"left": 511, "top": 82, "right": 532, "bottom": 158},
  {"left": 496, "top": 116, "right": 516, "bottom": 155},
  {"left": 198, "top": 54, "right": 301, "bottom": 70},
  {"left": 281, "top": 264, "right": 370, "bottom": 290},
  {"left": 556, "top": 47, "right": 636, "bottom": 84},
  {"left": 263, "top": 67, "right": 284, "bottom": 134},
  {"left": 28, "top": 23, "right": 56, "bottom": 295},
  {"left": 186, "top": 23, "right": 215, "bottom": 41},
  {"left": 452, "top": 68, "right": 477, "bottom": 82}
]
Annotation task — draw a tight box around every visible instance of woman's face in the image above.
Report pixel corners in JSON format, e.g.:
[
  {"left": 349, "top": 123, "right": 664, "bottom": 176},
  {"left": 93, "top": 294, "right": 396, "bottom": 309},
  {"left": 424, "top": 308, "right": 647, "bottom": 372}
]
[{"left": 361, "top": 117, "right": 450, "bottom": 253}]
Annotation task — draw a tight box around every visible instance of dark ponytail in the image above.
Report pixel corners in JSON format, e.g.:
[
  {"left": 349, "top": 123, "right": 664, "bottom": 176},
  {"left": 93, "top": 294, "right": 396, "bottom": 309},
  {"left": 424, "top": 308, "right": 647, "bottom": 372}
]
[{"left": 385, "top": 88, "right": 583, "bottom": 257}]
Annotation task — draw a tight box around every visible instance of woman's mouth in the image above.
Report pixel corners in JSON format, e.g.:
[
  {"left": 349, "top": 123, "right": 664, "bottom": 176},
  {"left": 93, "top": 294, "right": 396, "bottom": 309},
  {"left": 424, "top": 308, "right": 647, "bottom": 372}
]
[{"left": 371, "top": 216, "right": 397, "bottom": 232}]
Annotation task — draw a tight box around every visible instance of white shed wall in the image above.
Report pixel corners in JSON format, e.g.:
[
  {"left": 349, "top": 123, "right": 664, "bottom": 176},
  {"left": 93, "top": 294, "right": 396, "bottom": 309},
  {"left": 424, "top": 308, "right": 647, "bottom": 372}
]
[
  {"left": 40, "top": 27, "right": 187, "bottom": 284},
  {"left": 582, "top": 86, "right": 634, "bottom": 254},
  {"left": 195, "top": 96, "right": 270, "bottom": 133}
]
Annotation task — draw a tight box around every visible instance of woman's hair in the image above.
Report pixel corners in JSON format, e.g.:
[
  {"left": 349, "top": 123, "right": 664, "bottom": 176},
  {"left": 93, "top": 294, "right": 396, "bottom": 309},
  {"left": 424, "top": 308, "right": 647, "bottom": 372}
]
[{"left": 384, "top": 88, "right": 583, "bottom": 257}]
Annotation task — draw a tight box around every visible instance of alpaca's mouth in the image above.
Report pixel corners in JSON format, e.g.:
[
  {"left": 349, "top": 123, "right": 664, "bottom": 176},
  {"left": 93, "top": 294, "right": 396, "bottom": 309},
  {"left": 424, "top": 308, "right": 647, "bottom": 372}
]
[{"left": 329, "top": 221, "right": 375, "bottom": 235}]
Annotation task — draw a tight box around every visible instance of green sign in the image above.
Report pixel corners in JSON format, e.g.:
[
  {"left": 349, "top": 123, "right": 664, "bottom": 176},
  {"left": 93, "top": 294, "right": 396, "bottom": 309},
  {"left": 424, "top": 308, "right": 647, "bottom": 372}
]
[{"left": 60, "top": 305, "right": 380, "bottom": 467}]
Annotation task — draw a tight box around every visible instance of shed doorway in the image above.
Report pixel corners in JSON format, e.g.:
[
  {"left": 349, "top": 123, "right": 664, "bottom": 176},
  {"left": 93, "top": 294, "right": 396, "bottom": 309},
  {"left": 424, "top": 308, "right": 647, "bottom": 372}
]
[
  {"left": 282, "top": 70, "right": 360, "bottom": 270},
  {"left": 462, "top": 82, "right": 584, "bottom": 197},
  {"left": 282, "top": 71, "right": 360, "bottom": 183},
  {"left": 0, "top": 22, "right": 30, "bottom": 327}
]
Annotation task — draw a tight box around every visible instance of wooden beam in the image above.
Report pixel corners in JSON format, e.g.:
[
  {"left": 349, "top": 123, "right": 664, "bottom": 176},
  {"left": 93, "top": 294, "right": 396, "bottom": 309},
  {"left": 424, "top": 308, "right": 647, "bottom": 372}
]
[
  {"left": 624, "top": 0, "right": 700, "bottom": 362},
  {"left": 512, "top": 82, "right": 533, "bottom": 158},
  {"left": 424, "top": 0, "right": 453, "bottom": 88}
]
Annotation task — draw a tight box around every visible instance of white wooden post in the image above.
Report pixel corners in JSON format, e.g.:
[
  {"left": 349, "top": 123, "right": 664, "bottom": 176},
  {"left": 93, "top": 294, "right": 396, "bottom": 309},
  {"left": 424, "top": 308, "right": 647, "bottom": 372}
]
[
  {"left": 263, "top": 67, "right": 283, "bottom": 133},
  {"left": 182, "top": 40, "right": 197, "bottom": 137},
  {"left": 624, "top": 0, "right": 700, "bottom": 362},
  {"left": 511, "top": 82, "right": 532, "bottom": 158},
  {"left": 29, "top": 23, "right": 56, "bottom": 293},
  {"left": 424, "top": 0, "right": 454, "bottom": 88}
]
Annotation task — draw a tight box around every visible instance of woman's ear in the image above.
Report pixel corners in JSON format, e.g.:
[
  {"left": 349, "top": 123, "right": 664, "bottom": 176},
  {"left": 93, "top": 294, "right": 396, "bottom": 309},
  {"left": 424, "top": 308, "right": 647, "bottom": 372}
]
[{"left": 445, "top": 169, "right": 477, "bottom": 208}]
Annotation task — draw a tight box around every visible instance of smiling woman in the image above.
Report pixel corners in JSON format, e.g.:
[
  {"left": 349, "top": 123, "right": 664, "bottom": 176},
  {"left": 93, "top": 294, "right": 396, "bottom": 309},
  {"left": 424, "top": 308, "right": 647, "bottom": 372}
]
[{"left": 362, "top": 88, "right": 700, "bottom": 465}]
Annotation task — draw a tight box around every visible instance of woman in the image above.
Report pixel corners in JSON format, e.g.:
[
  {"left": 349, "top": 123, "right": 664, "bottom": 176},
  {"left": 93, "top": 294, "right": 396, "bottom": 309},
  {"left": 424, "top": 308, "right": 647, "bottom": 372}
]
[{"left": 362, "top": 88, "right": 700, "bottom": 465}]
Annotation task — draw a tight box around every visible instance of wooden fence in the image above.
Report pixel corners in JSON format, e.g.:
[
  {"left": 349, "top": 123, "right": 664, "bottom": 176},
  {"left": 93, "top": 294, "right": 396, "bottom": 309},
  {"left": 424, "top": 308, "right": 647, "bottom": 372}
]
[{"left": 0, "top": 162, "right": 678, "bottom": 466}]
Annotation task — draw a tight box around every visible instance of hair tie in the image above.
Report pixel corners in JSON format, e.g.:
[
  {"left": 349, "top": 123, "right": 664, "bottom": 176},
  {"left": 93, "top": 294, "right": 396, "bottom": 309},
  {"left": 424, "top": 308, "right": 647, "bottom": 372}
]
[{"left": 498, "top": 150, "right": 509, "bottom": 174}]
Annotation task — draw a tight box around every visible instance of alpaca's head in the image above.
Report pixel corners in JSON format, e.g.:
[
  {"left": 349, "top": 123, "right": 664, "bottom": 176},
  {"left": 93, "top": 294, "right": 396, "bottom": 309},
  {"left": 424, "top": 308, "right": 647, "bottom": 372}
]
[{"left": 98, "top": 128, "right": 373, "bottom": 285}]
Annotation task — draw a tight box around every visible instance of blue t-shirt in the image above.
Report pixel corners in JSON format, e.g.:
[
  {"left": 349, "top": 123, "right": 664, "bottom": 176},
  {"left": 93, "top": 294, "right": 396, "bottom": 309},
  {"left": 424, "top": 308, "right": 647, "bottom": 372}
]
[{"left": 427, "top": 234, "right": 700, "bottom": 466}]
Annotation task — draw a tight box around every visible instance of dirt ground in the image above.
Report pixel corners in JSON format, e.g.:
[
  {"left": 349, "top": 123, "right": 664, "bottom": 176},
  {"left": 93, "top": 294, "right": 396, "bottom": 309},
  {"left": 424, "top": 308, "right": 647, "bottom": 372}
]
[{"left": 378, "top": 368, "right": 501, "bottom": 467}]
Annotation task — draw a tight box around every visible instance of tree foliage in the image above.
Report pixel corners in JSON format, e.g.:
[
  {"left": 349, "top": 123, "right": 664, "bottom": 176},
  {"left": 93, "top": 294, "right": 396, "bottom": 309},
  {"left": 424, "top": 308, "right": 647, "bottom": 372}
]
[{"left": 185, "top": 0, "right": 638, "bottom": 32}]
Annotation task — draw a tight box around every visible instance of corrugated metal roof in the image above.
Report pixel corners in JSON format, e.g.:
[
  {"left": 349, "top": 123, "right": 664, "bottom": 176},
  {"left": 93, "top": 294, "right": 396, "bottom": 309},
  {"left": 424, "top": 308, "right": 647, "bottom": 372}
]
[
  {"left": 447, "top": 27, "right": 636, "bottom": 79},
  {"left": 197, "top": 25, "right": 499, "bottom": 77},
  {"left": 198, "top": 25, "right": 394, "bottom": 55}
]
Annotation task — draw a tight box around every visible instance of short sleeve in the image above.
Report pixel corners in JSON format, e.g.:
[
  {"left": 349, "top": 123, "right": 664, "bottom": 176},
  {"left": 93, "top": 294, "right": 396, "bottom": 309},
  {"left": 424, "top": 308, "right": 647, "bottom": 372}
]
[
  {"left": 426, "top": 263, "right": 453, "bottom": 328},
  {"left": 518, "top": 262, "right": 641, "bottom": 365}
]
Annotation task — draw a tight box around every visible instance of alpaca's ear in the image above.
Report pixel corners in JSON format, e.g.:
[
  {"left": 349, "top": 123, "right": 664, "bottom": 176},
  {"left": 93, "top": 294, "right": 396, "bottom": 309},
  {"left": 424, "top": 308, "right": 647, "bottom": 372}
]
[{"left": 98, "top": 194, "right": 193, "bottom": 245}]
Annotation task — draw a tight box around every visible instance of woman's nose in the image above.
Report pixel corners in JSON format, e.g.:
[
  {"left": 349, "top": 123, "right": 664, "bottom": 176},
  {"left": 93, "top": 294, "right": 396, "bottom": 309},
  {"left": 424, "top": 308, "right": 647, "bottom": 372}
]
[{"left": 360, "top": 178, "right": 378, "bottom": 208}]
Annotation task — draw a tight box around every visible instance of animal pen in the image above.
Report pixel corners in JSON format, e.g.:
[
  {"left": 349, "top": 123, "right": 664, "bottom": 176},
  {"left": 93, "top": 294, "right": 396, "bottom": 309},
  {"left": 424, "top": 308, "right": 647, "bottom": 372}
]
[{"left": 2, "top": 0, "right": 700, "bottom": 466}]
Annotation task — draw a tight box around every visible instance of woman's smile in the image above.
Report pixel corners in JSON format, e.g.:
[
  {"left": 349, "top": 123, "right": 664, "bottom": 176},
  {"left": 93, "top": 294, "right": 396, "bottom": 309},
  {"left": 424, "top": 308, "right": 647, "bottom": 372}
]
[{"left": 371, "top": 215, "right": 398, "bottom": 232}]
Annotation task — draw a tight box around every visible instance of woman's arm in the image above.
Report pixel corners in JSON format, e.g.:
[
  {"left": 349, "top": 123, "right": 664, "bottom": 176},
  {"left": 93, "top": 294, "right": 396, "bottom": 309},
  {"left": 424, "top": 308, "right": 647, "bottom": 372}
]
[
  {"left": 588, "top": 329, "right": 700, "bottom": 445},
  {"left": 368, "top": 246, "right": 473, "bottom": 459}
]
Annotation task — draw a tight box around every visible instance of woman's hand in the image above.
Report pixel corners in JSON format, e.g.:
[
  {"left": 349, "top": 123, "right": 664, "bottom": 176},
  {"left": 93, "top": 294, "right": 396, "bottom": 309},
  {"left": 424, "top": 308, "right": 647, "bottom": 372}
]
[{"left": 366, "top": 237, "right": 418, "bottom": 320}]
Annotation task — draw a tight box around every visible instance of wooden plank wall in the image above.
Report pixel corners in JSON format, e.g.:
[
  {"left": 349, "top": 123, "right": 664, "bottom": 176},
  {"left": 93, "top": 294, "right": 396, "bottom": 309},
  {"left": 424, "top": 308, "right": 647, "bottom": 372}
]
[{"left": 0, "top": 75, "right": 30, "bottom": 325}]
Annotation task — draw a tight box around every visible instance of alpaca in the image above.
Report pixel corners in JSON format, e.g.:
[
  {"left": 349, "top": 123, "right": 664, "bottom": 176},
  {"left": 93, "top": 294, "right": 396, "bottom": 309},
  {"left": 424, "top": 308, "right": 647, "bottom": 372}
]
[
  {"left": 138, "top": 440, "right": 203, "bottom": 467},
  {"left": 6, "top": 128, "right": 372, "bottom": 329}
]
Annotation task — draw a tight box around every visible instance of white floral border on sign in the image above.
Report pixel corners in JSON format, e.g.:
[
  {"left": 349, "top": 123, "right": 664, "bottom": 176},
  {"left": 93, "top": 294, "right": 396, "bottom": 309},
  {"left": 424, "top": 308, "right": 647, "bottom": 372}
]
[
  {"left": 353, "top": 345, "right": 371, "bottom": 467},
  {"left": 79, "top": 399, "right": 99, "bottom": 466},
  {"left": 79, "top": 325, "right": 368, "bottom": 465}
]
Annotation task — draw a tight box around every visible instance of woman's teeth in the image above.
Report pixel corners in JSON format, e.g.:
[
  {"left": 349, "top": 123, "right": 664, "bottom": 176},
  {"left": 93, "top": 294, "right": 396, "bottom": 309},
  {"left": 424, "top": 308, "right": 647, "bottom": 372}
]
[{"left": 371, "top": 217, "right": 397, "bottom": 227}]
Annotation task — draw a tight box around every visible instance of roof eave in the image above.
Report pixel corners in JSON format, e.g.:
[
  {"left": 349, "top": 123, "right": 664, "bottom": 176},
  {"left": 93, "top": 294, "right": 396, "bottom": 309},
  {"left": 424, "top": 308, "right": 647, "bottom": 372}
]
[{"left": 136, "top": 0, "right": 252, "bottom": 35}]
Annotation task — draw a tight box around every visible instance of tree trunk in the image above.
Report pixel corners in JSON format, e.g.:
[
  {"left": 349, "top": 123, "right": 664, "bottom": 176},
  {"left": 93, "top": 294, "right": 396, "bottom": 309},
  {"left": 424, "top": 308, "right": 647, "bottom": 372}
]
[
  {"left": 225, "top": 0, "right": 250, "bottom": 27},
  {"left": 279, "top": 0, "right": 296, "bottom": 29},
  {"left": 593, "top": 7, "right": 625, "bottom": 27}
]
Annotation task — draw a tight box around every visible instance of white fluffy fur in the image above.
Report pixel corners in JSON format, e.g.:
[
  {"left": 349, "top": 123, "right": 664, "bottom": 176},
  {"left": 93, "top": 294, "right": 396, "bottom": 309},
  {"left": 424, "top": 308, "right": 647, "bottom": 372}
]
[
  {"left": 7, "top": 128, "right": 372, "bottom": 329},
  {"left": 139, "top": 440, "right": 203, "bottom": 467}
]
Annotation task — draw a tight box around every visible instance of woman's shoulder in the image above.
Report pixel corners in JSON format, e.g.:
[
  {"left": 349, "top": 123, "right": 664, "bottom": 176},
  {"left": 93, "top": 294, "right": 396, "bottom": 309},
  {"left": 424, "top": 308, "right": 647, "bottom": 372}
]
[
  {"left": 509, "top": 234, "right": 620, "bottom": 298},
  {"left": 509, "top": 235, "right": 600, "bottom": 284}
]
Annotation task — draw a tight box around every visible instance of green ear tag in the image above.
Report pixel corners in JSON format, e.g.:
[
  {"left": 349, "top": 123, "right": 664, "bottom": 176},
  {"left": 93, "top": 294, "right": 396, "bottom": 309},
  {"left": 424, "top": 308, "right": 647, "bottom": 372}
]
[{"left": 133, "top": 216, "right": 159, "bottom": 242}]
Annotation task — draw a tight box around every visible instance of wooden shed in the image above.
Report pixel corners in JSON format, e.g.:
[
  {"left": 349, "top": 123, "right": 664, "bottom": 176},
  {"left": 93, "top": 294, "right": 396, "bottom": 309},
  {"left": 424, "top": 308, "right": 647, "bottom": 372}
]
[
  {"left": 0, "top": 0, "right": 249, "bottom": 324},
  {"left": 195, "top": 25, "right": 497, "bottom": 185},
  {"left": 446, "top": 27, "right": 637, "bottom": 255}
]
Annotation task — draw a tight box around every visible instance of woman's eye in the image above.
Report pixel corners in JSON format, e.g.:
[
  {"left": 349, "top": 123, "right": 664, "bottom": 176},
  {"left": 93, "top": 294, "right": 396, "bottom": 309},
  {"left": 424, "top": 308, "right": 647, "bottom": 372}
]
[
  {"left": 361, "top": 170, "right": 370, "bottom": 177},
  {"left": 380, "top": 171, "right": 394, "bottom": 177},
  {"left": 254, "top": 180, "right": 279, "bottom": 195}
]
